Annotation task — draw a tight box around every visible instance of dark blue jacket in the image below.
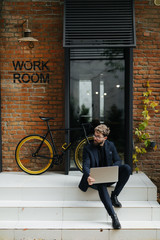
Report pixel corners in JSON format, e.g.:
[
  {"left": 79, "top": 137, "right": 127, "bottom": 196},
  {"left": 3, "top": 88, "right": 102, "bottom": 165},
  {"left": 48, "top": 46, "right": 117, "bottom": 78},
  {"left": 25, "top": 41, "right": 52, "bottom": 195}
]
[{"left": 79, "top": 140, "right": 122, "bottom": 192}]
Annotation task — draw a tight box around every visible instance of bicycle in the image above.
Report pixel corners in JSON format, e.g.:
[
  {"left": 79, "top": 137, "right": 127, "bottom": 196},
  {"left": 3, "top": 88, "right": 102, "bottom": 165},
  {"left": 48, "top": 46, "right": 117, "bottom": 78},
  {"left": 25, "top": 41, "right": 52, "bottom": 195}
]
[{"left": 15, "top": 116, "right": 94, "bottom": 175}]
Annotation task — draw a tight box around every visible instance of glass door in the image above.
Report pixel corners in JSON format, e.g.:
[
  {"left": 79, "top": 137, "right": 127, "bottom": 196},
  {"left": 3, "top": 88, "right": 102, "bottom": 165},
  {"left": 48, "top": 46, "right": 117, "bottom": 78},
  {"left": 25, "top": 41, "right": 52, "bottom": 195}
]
[{"left": 69, "top": 49, "right": 125, "bottom": 168}]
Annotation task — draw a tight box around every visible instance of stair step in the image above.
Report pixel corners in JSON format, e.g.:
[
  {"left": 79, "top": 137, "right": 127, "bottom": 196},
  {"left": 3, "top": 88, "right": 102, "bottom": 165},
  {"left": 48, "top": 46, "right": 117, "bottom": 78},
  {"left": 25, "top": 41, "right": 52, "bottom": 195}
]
[
  {"left": 0, "top": 171, "right": 159, "bottom": 240},
  {"left": 0, "top": 220, "right": 160, "bottom": 229},
  {"left": 0, "top": 200, "right": 159, "bottom": 221},
  {"left": 0, "top": 221, "right": 159, "bottom": 240},
  {"left": 0, "top": 171, "right": 157, "bottom": 201}
]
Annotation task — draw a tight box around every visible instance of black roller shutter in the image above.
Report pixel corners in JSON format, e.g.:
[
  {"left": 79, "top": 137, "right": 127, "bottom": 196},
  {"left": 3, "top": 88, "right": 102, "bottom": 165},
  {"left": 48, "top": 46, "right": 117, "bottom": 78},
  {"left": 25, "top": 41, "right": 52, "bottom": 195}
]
[{"left": 63, "top": 0, "right": 136, "bottom": 48}]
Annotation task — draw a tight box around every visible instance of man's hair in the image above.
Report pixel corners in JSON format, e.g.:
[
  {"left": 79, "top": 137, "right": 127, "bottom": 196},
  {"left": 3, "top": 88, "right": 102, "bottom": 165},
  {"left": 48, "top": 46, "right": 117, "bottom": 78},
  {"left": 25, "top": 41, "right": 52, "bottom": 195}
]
[{"left": 94, "top": 124, "right": 110, "bottom": 137}]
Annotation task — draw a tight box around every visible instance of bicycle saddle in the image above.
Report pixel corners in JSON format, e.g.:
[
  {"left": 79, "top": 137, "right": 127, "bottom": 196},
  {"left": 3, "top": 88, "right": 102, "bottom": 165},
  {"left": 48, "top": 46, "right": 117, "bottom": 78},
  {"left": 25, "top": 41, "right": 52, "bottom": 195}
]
[{"left": 39, "top": 116, "right": 55, "bottom": 121}]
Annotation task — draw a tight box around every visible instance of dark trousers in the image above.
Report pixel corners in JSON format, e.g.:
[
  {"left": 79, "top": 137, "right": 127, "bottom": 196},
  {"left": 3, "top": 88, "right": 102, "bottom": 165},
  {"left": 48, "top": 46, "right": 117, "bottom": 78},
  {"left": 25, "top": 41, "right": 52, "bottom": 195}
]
[{"left": 92, "top": 164, "right": 131, "bottom": 216}]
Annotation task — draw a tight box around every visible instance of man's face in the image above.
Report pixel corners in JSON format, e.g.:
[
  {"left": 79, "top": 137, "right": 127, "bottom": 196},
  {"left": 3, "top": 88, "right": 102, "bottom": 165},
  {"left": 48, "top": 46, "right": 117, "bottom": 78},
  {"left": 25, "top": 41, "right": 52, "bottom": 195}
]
[{"left": 93, "top": 130, "right": 107, "bottom": 146}]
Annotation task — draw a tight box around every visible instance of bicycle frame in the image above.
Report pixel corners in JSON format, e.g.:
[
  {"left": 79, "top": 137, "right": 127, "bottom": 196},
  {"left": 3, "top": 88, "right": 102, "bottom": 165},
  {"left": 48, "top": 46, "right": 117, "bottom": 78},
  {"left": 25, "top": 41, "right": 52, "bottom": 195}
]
[{"left": 34, "top": 121, "right": 92, "bottom": 159}]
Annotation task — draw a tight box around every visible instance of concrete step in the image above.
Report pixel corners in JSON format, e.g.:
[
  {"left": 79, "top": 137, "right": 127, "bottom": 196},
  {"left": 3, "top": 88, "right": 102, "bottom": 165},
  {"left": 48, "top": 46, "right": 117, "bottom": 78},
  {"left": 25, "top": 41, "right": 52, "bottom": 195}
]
[
  {"left": 0, "top": 171, "right": 157, "bottom": 201},
  {"left": 0, "top": 220, "right": 159, "bottom": 240},
  {"left": 0, "top": 171, "right": 159, "bottom": 240},
  {"left": 0, "top": 200, "right": 159, "bottom": 222}
]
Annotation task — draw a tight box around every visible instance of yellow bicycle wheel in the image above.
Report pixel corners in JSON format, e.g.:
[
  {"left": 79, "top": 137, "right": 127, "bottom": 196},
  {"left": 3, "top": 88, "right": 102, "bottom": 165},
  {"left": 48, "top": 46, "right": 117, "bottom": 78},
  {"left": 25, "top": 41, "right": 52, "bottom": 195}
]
[
  {"left": 75, "top": 136, "right": 93, "bottom": 172},
  {"left": 15, "top": 135, "right": 53, "bottom": 175}
]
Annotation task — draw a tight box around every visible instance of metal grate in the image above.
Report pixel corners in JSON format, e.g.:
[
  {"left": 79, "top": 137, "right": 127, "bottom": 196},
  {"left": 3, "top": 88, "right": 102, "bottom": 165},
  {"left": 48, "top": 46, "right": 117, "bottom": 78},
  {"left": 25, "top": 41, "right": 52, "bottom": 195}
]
[{"left": 63, "top": 0, "right": 136, "bottom": 48}]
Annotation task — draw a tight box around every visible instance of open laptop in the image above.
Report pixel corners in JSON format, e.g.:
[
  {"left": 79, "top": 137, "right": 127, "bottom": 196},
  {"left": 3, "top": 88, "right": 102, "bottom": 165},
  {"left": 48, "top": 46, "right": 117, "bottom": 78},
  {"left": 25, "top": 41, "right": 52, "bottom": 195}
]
[{"left": 90, "top": 166, "right": 119, "bottom": 184}]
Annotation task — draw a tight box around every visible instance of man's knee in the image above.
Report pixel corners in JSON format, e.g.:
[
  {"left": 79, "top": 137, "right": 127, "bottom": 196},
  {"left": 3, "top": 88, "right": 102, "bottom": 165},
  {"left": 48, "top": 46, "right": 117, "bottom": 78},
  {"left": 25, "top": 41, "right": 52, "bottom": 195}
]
[
  {"left": 119, "top": 164, "right": 131, "bottom": 176},
  {"left": 97, "top": 183, "right": 105, "bottom": 189},
  {"left": 97, "top": 183, "right": 107, "bottom": 192}
]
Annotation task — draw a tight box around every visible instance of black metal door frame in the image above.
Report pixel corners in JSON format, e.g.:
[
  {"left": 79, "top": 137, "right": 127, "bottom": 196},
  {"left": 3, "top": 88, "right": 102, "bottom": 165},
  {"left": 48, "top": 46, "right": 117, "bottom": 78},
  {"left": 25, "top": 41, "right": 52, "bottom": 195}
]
[
  {"left": 124, "top": 48, "right": 133, "bottom": 169},
  {"left": 65, "top": 48, "right": 133, "bottom": 174},
  {"left": 0, "top": 0, "right": 3, "bottom": 173},
  {"left": 0, "top": 75, "right": 2, "bottom": 173},
  {"left": 64, "top": 48, "right": 70, "bottom": 174}
]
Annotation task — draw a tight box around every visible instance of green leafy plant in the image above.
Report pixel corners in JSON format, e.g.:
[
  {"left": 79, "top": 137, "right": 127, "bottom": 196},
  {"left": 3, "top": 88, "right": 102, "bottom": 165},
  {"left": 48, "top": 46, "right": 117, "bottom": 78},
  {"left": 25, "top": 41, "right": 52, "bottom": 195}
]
[{"left": 133, "top": 80, "right": 158, "bottom": 172}]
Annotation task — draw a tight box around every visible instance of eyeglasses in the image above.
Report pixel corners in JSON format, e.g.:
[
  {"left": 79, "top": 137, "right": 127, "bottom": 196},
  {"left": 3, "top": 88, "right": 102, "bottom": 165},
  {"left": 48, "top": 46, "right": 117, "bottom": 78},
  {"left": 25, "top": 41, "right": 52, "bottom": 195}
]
[{"left": 93, "top": 134, "right": 104, "bottom": 140}]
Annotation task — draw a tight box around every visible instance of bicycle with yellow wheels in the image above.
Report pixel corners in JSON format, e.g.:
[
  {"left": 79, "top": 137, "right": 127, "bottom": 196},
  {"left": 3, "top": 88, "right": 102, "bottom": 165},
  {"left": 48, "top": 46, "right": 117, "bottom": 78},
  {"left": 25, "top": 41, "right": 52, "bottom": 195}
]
[{"left": 15, "top": 116, "right": 93, "bottom": 175}]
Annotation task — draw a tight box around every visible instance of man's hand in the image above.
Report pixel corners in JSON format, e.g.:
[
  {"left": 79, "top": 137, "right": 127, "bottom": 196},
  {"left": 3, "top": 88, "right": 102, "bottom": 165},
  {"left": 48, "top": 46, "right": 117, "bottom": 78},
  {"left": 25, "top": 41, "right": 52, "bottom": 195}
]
[{"left": 87, "top": 176, "right": 95, "bottom": 185}]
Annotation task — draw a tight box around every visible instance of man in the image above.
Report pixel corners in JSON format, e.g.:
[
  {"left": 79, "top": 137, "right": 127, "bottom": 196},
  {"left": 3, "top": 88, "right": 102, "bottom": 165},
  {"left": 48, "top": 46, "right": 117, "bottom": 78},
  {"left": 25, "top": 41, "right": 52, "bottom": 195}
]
[{"left": 79, "top": 124, "right": 131, "bottom": 229}]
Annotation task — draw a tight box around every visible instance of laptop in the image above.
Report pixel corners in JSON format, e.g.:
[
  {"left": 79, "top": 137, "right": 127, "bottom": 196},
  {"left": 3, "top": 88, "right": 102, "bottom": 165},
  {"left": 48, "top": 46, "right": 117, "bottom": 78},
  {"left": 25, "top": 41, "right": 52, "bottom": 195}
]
[{"left": 90, "top": 166, "right": 119, "bottom": 184}]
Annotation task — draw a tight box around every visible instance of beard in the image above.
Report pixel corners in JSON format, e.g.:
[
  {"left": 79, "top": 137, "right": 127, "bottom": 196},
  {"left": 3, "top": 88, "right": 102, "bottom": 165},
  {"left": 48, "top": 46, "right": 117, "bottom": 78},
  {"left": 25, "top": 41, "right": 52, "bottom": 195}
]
[{"left": 93, "top": 140, "right": 104, "bottom": 146}]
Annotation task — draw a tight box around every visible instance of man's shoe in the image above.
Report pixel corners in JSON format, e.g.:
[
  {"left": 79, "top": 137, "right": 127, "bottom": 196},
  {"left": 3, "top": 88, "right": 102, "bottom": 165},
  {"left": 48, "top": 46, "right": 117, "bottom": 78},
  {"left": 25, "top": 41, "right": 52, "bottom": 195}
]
[
  {"left": 111, "top": 214, "right": 121, "bottom": 229},
  {"left": 111, "top": 192, "right": 122, "bottom": 208}
]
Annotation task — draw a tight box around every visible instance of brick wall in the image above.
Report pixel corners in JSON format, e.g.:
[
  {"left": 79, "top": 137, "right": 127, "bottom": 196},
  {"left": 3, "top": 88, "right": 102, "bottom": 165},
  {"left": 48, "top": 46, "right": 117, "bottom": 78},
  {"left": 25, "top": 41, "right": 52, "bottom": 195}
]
[
  {"left": 0, "top": 0, "right": 65, "bottom": 171},
  {"left": 133, "top": 0, "right": 160, "bottom": 200}
]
